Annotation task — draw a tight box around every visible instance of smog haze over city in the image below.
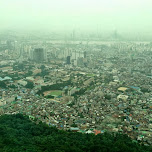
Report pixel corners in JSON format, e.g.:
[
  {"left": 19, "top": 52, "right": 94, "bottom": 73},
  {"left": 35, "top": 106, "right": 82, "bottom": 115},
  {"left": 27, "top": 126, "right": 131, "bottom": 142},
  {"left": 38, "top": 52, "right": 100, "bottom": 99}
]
[
  {"left": 0, "top": 0, "right": 152, "bottom": 35},
  {"left": 0, "top": 0, "right": 152, "bottom": 151}
]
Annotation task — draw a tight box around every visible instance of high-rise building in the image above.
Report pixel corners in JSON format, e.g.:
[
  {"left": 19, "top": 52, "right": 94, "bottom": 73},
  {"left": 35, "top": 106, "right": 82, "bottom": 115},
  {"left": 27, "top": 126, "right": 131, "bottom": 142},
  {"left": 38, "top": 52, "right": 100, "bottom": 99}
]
[
  {"left": 66, "top": 56, "right": 71, "bottom": 64},
  {"left": 84, "top": 51, "right": 87, "bottom": 58},
  {"left": 33, "top": 48, "right": 45, "bottom": 62},
  {"left": 6, "top": 40, "right": 13, "bottom": 50},
  {"left": 77, "top": 57, "right": 84, "bottom": 67}
]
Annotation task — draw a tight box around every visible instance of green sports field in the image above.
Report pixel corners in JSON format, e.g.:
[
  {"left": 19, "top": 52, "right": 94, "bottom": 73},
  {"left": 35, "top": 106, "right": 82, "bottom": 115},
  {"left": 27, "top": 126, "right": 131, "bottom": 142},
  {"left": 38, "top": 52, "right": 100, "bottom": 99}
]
[{"left": 49, "top": 90, "right": 63, "bottom": 96}]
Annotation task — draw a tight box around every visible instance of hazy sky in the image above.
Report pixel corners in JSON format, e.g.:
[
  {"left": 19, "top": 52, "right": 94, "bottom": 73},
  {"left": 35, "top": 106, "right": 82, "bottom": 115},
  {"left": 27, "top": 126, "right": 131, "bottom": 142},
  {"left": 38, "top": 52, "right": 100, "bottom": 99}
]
[{"left": 0, "top": 0, "right": 152, "bottom": 33}]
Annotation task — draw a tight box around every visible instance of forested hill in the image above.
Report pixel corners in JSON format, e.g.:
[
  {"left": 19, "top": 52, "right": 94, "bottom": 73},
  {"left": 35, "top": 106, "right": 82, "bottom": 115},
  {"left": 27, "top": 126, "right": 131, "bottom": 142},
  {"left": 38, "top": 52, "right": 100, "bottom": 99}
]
[{"left": 0, "top": 114, "right": 151, "bottom": 152}]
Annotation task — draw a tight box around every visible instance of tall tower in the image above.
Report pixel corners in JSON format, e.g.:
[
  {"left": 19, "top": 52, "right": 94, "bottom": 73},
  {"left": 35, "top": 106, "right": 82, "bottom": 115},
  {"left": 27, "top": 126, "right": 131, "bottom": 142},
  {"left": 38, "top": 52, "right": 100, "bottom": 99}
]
[
  {"left": 66, "top": 56, "right": 71, "bottom": 64},
  {"left": 33, "top": 48, "right": 45, "bottom": 62},
  {"left": 84, "top": 51, "right": 87, "bottom": 58},
  {"left": 6, "top": 40, "right": 12, "bottom": 50},
  {"left": 113, "top": 29, "right": 119, "bottom": 40}
]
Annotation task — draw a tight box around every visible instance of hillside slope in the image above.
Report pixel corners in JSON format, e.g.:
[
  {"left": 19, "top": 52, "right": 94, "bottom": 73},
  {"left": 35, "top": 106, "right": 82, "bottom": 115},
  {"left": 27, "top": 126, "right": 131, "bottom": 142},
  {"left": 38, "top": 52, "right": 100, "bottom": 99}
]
[{"left": 0, "top": 114, "right": 151, "bottom": 152}]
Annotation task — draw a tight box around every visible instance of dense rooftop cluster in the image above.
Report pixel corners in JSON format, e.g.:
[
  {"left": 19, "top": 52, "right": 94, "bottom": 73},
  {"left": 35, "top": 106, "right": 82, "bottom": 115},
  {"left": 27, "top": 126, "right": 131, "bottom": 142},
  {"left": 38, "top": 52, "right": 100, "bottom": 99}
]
[{"left": 0, "top": 40, "right": 152, "bottom": 146}]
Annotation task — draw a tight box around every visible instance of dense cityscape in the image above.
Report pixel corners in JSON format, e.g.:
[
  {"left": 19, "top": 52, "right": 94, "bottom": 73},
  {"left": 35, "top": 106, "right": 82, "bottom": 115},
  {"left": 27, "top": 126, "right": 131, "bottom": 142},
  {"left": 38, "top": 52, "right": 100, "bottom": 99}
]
[
  {"left": 0, "top": 31, "right": 152, "bottom": 146},
  {"left": 1, "top": 0, "right": 152, "bottom": 151}
]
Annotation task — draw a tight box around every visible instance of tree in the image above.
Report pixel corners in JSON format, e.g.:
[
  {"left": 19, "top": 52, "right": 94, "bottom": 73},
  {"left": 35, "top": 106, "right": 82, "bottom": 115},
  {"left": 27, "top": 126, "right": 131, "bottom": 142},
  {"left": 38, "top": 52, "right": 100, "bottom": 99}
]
[
  {"left": 104, "top": 94, "right": 111, "bottom": 100},
  {"left": 71, "top": 124, "right": 78, "bottom": 127},
  {"left": 0, "top": 81, "right": 6, "bottom": 88},
  {"left": 9, "top": 84, "right": 17, "bottom": 89},
  {"left": 0, "top": 114, "right": 151, "bottom": 152},
  {"left": 25, "top": 81, "right": 34, "bottom": 89}
]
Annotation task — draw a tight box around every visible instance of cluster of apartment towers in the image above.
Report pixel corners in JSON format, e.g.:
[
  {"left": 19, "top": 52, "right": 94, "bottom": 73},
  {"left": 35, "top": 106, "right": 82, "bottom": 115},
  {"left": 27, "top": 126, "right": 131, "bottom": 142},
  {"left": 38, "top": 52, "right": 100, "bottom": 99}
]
[{"left": 30, "top": 48, "right": 87, "bottom": 67}]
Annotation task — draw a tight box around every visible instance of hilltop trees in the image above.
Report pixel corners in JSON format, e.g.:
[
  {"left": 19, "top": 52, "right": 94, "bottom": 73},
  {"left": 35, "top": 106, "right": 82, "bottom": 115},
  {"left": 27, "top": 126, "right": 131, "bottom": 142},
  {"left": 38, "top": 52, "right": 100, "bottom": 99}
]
[
  {"left": 0, "top": 114, "right": 151, "bottom": 152},
  {"left": 0, "top": 81, "right": 7, "bottom": 88},
  {"left": 25, "top": 81, "right": 34, "bottom": 89}
]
